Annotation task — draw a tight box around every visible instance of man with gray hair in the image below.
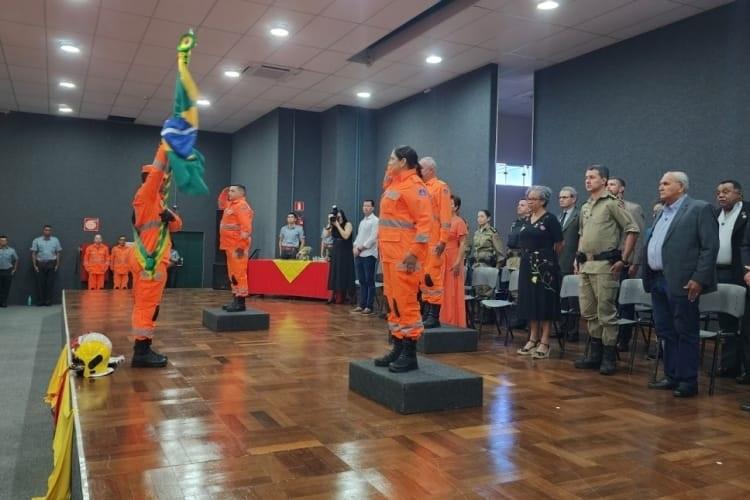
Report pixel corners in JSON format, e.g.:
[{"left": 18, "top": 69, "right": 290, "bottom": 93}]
[
  {"left": 558, "top": 186, "right": 580, "bottom": 340},
  {"left": 645, "top": 171, "right": 718, "bottom": 397},
  {"left": 418, "top": 156, "right": 452, "bottom": 329},
  {"left": 574, "top": 165, "right": 639, "bottom": 375}
]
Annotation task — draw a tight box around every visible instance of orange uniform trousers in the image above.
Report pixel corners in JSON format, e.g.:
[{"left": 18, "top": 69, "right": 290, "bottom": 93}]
[
  {"left": 421, "top": 246, "right": 446, "bottom": 305},
  {"left": 129, "top": 261, "right": 167, "bottom": 340},
  {"left": 226, "top": 248, "right": 249, "bottom": 297},
  {"left": 113, "top": 273, "right": 129, "bottom": 289},
  {"left": 383, "top": 262, "right": 424, "bottom": 341},
  {"left": 88, "top": 274, "right": 105, "bottom": 290}
]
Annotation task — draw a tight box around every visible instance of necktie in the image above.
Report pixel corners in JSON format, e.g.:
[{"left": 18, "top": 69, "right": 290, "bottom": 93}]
[{"left": 560, "top": 211, "right": 567, "bottom": 227}]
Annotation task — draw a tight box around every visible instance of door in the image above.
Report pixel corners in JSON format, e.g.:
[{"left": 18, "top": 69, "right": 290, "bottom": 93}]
[{"left": 170, "top": 232, "right": 204, "bottom": 288}]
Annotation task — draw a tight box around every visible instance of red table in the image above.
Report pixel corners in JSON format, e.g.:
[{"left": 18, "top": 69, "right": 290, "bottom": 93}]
[{"left": 248, "top": 259, "right": 330, "bottom": 300}]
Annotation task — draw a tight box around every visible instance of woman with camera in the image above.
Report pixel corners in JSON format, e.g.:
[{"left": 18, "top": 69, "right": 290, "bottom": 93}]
[{"left": 326, "top": 207, "right": 355, "bottom": 304}]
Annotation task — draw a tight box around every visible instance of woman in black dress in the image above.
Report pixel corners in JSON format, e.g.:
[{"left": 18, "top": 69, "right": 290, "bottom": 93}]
[
  {"left": 515, "top": 185, "right": 563, "bottom": 359},
  {"left": 327, "top": 208, "right": 355, "bottom": 304}
]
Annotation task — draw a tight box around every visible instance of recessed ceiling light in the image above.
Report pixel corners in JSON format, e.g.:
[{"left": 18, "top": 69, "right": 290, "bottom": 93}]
[
  {"left": 537, "top": 1, "right": 559, "bottom": 10},
  {"left": 224, "top": 69, "right": 242, "bottom": 78},
  {"left": 356, "top": 91, "right": 371, "bottom": 99},
  {"left": 425, "top": 55, "right": 442, "bottom": 64},
  {"left": 270, "top": 27, "right": 290, "bottom": 38},
  {"left": 59, "top": 105, "right": 73, "bottom": 113},
  {"left": 59, "top": 43, "right": 80, "bottom": 54},
  {"left": 59, "top": 81, "right": 76, "bottom": 89},
  {"left": 197, "top": 99, "right": 211, "bottom": 107}
]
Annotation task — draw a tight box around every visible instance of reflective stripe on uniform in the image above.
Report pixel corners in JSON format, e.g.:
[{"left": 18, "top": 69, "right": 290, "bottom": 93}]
[
  {"left": 220, "top": 223, "right": 240, "bottom": 231},
  {"left": 384, "top": 190, "right": 400, "bottom": 200},
  {"left": 415, "top": 233, "right": 429, "bottom": 243},
  {"left": 134, "top": 220, "right": 163, "bottom": 232},
  {"left": 380, "top": 218, "right": 415, "bottom": 229}
]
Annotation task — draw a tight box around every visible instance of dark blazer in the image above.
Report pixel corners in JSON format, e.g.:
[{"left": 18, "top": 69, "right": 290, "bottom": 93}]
[
  {"left": 713, "top": 203, "right": 749, "bottom": 285},
  {"left": 558, "top": 207, "right": 580, "bottom": 275},
  {"left": 642, "top": 196, "right": 719, "bottom": 297}
]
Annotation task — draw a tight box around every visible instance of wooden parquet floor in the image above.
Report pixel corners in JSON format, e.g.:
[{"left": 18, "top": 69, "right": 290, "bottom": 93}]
[{"left": 64, "top": 289, "right": 750, "bottom": 499}]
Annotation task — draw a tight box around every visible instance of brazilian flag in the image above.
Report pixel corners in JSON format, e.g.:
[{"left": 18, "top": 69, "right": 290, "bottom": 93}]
[{"left": 160, "top": 30, "right": 208, "bottom": 195}]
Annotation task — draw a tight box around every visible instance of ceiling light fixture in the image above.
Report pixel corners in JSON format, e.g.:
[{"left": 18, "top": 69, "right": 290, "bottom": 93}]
[
  {"left": 425, "top": 55, "right": 442, "bottom": 64},
  {"left": 59, "top": 43, "right": 80, "bottom": 54},
  {"left": 224, "top": 69, "right": 242, "bottom": 78},
  {"left": 270, "top": 26, "right": 290, "bottom": 38},
  {"left": 59, "top": 81, "right": 76, "bottom": 89},
  {"left": 197, "top": 99, "right": 211, "bottom": 107},
  {"left": 356, "top": 91, "right": 371, "bottom": 99},
  {"left": 537, "top": 1, "right": 559, "bottom": 10},
  {"left": 59, "top": 105, "right": 73, "bottom": 113}
]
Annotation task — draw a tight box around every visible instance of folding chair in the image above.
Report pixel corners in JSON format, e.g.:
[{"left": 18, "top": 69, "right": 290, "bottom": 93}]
[
  {"left": 698, "top": 284, "right": 746, "bottom": 395},
  {"left": 616, "top": 279, "right": 653, "bottom": 374},
  {"left": 479, "top": 269, "right": 518, "bottom": 345},
  {"left": 553, "top": 274, "right": 580, "bottom": 357}
]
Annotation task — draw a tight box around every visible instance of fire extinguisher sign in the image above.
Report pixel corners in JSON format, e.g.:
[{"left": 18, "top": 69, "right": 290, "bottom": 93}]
[{"left": 83, "top": 218, "right": 100, "bottom": 232}]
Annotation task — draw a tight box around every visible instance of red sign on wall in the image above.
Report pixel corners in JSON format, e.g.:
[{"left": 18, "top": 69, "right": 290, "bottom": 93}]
[
  {"left": 294, "top": 200, "right": 304, "bottom": 212},
  {"left": 83, "top": 218, "right": 100, "bottom": 232}
]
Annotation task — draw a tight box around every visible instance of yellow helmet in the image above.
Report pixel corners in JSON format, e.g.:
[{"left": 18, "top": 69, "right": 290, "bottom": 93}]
[{"left": 72, "top": 332, "right": 112, "bottom": 378}]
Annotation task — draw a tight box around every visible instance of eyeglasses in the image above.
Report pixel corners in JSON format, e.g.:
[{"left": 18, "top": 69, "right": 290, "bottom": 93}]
[
  {"left": 559, "top": 195, "right": 572, "bottom": 199},
  {"left": 526, "top": 197, "right": 542, "bottom": 201}
]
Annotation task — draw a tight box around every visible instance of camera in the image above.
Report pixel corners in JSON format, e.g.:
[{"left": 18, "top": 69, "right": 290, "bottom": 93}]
[{"left": 328, "top": 205, "right": 339, "bottom": 222}]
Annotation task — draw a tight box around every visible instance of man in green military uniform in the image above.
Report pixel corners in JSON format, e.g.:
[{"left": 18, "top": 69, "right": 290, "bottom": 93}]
[{"left": 574, "top": 165, "right": 639, "bottom": 375}]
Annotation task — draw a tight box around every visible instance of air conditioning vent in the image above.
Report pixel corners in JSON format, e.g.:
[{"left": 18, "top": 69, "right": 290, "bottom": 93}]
[{"left": 249, "top": 64, "right": 301, "bottom": 81}]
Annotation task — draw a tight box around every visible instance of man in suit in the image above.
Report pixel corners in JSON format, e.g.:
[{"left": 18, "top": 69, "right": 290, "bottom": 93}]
[
  {"left": 607, "top": 177, "right": 647, "bottom": 352},
  {"left": 645, "top": 171, "right": 719, "bottom": 397},
  {"left": 558, "top": 186, "right": 580, "bottom": 340},
  {"left": 713, "top": 180, "right": 749, "bottom": 380}
]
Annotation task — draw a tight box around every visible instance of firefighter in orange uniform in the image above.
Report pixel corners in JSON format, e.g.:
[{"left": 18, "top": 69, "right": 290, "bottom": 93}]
[
  {"left": 218, "top": 184, "right": 254, "bottom": 312},
  {"left": 128, "top": 145, "right": 182, "bottom": 368},
  {"left": 110, "top": 235, "right": 131, "bottom": 289},
  {"left": 83, "top": 234, "right": 110, "bottom": 290},
  {"left": 374, "top": 146, "right": 432, "bottom": 372},
  {"left": 418, "top": 156, "right": 452, "bottom": 328}
]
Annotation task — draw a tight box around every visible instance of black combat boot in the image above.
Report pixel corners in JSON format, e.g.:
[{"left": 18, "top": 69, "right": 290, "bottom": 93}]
[
  {"left": 375, "top": 337, "right": 403, "bottom": 367},
  {"left": 225, "top": 296, "right": 246, "bottom": 312},
  {"left": 389, "top": 339, "right": 418, "bottom": 373},
  {"left": 131, "top": 338, "right": 168, "bottom": 368},
  {"left": 599, "top": 345, "right": 617, "bottom": 375},
  {"left": 574, "top": 338, "right": 602, "bottom": 369},
  {"left": 222, "top": 295, "right": 237, "bottom": 311},
  {"left": 423, "top": 304, "right": 441, "bottom": 329}
]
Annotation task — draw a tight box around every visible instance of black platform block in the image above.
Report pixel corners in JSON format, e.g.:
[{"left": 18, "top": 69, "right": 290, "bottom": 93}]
[
  {"left": 417, "top": 326, "right": 479, "bottom": 354},
  {"left": 349, "top": 358, "right": 483, "bottom": 414},
  {"left": 202, "top": 307, "right": 269, "bottom": 332}
]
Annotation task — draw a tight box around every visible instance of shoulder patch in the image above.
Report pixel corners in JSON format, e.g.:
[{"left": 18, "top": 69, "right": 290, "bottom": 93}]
[{"left": 417, "top": 187, "right": 428, "bottom": 197}]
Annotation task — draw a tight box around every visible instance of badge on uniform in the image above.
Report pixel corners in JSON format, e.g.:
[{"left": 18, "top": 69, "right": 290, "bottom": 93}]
[{"left": 418, "top": 188, "right": 428, "bottom": 197}]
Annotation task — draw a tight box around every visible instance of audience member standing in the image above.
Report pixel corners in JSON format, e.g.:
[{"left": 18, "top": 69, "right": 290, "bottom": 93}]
[
  {"left": 515, "top": 186, "right": 563, "bottom": 359},
  {"left": 712, "top": 180, "right": 748, "bottom": 379},
  {"left": 352, "top": 200, "right": 379, "bottom": 314},
  {"left": 470, "top": 210, "right": 506, "bottom": 300},
  {"left": 506, "top": 200, "right": 530, "bottom": 271},
  {"left": 83, "top": 234, "right": 110, "bottom": 290},
  {"left": 327, "top": 208, "right": 355, "bottom": 304},
  {"left": 31, "top": 225, "right": 62, "bottom": 306},
  {"left": 440, "top": 195, "right": 469, "bottom": 327},
  {"left": 279, "top": 213, "right": 305, "bottom": 259},
  {"left": 558, "top": 187, "right": 581, "bottom": 341},
  {"left": 0, "top": 235, "right": 18, "bottom": 307},
  {"left": 645, "top": 172, "right": 718, "bottom": 397},
  {"left": 606, "top": 177, "right": 647, "bottom": 352},
  {"left": 574, "top": 165, "right": 639, "bottom": 375}
]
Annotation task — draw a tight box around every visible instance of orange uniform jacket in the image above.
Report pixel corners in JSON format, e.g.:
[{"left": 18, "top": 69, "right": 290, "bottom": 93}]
[
  {"left": 219, "top": 193, "right": 254, "bottom": 252},
  {"left": 110, "top": 245, "right": 131, "bottom": 274},
  {"left": 426, "top": 177, "right": 452, "bottom": 245},
  {"left": 379, "top": 169, "right": 432, "bottom": 265},
  {"left": 84, "top": 244, "right": 110, "bottom": 274}
]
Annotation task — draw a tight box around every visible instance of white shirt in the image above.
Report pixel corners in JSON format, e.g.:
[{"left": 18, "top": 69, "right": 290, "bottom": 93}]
[
  {"left": 353, "top": 213, "right": 379, "bottom": 258},
  {"left": 717, "top": 201, "right": 742, "bottom": 265}
]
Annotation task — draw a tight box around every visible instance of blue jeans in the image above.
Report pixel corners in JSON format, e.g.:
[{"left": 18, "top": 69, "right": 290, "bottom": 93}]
[
  {"left": 651, "top": 274, "right": 700, "bottom": 387},
  {"left": 356, "top": 256, "right": 377, "bottom": 309}
]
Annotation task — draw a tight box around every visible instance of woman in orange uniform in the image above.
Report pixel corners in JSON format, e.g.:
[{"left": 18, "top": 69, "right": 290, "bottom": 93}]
[
  {"left": 374, "top": 146, "right": 432, "bottom": 372},
  {"left": 440, "top": 195, "right": 469, "bottom": 327}
]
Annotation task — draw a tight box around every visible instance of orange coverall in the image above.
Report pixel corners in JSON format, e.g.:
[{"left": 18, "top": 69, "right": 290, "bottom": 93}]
[
  {"left": 218, "top": 189, "right": 254, "bottom": 297},
  {"left": 84, "top": 244, "right": 110, "bottom": 290},
  {"left": 421, "top": 177, "right": 452, "bottom": 305},
  {"left": 110, "top": 245, "right": 131, "bottom": 289},
  {"left": 128, "top": 148, "right": 182, "bottom": 340},
  {"left": 379, "top": 169, "right": 432, "bottom": 340}
]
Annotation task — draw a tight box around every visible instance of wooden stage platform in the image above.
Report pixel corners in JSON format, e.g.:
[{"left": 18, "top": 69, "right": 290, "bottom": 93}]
[{"left": 64, "top": 289, "right": 750, "bottom": 499}]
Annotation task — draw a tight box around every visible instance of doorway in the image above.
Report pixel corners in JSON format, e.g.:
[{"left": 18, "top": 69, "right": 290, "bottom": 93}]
[{"left": 170, "top": 232, "right": 204, "bottom": 288}]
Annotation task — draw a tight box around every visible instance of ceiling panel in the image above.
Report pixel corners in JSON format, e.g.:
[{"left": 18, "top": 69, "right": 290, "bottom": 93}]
[
  {"left": 153, "top": 0, "right": 215, "bottom": 26},
  {"left": 302, "top": 50, "right": 351, "bottom": 73},
  {"left": 328, "top": 24, "right": 388, "bottom": 54},
  {"left": 576, "top": 0, "right": 681, "bottom": 36},
  {"left": 265, "top": 43, "right": 321, "bottom": 67},
  {"left": 0, "top": 21, "right": 46, "bottom": 50},
  {"left": 4, "top": 45, "right": 46, "bottom": 68},
  {"left": 97, "top": 8, "right": 150, "bottom": 43},
  {"left": 202, "top": 0, "right": 269, "bottom": 34},
  {"left": 365, "top": 0, "right": 435, "bottom": 29},
  {"left": 46, "top": 0, "right": 99, "bottom": 34},
  {"left": 102, "top": 0, "right": 159, "bottom": 17},
  {"left": 0, "top": 0, "right": 44, "bottom": 26},
  {"left": 322, "top": 0, "right": 392, "bottom": 24},
  {"left": 273, "top": 0, "right": 334, "bottom": 15},
  {"left": 292, "top": 16, "right": 357, "bottom": 49},
  {"left": 246, "top": 7, "right": 315, "bottom": 39}
]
